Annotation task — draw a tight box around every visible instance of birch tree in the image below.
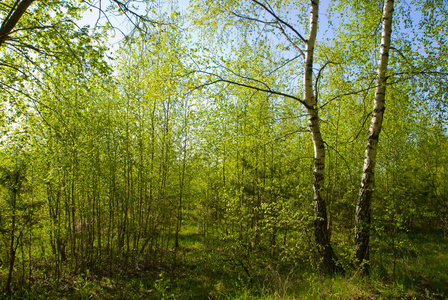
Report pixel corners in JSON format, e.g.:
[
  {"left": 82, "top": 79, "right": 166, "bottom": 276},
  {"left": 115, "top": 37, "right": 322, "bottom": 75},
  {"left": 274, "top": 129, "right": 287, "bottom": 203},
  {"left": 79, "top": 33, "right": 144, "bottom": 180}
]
[
  {"left": 302, "top": 0, "right": 341, "bottom": 274},
  {"left": 355, "top": 0, "right": 395, "bottom": 272},
  {"left": 190, "top": 0, "right": 340, "bottom": 273}
]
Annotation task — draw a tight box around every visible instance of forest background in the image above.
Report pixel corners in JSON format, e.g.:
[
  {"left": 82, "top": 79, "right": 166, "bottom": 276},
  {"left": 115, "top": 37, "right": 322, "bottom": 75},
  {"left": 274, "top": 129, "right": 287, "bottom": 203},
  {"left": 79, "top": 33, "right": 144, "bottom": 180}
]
[{"left": 0, "top": 0, "right": 448, "bottom": 298}]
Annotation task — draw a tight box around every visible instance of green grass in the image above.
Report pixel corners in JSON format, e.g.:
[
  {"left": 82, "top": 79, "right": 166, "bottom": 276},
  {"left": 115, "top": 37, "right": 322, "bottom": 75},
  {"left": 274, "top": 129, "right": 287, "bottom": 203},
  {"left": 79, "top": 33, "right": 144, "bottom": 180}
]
[{"left": 2, "top": 231, "right": 447, "bottom": 299}]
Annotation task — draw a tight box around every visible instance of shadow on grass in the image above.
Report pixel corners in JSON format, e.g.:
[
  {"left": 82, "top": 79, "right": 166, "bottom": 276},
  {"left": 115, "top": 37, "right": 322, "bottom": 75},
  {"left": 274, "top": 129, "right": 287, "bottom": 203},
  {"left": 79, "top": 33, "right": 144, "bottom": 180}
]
[{"left": 3, "top": 231, "right": 448, "bottom": 299}]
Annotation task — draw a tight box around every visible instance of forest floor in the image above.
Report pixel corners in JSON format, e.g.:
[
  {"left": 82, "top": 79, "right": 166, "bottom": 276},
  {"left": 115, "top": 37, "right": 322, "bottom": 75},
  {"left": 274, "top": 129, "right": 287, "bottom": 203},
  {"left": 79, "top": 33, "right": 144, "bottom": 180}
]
[{"left": 2, "top": 230, "right": 448, "bottom": 299}]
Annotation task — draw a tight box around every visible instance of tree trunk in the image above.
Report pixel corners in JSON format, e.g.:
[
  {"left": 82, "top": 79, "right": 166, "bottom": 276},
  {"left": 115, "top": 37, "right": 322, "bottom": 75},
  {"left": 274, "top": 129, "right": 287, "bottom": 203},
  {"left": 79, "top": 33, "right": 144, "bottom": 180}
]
[
  {"left": 5, "top": 189, "right": 17, "bottom": 293},
  {"left": 304, "top": 0, "right": 339, "bottom": 274},
  {"left": 0, "top": 0, "right": 35, "bottom": 47},
  {"left": 175, "top": 102, "right": 188, "bottom": 250},
  {"left": 355, "top": 0, "right": 395, "bottom": 273}
]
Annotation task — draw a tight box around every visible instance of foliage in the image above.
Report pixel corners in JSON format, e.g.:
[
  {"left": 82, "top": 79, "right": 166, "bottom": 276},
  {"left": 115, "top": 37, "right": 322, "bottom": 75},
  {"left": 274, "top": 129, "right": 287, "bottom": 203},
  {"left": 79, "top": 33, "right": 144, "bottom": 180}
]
[{"left": 0, "top": 0, "right": 447, "bottom": 298}]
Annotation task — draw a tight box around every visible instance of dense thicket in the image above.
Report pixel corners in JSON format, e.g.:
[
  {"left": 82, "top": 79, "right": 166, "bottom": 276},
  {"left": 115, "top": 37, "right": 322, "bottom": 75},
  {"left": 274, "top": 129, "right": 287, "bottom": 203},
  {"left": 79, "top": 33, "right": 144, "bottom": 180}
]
[{"left": 0, "top": 0, "right": 447, "bottom": 298}]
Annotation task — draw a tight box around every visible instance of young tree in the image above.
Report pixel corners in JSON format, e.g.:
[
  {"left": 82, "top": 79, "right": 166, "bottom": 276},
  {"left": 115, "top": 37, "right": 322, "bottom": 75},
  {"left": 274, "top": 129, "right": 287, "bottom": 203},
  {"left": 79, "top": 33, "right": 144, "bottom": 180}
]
[
  {"left": 190, "top": 0, "right": 340, "bottom": 273},
  {"left": 355, "top": 0, "right": 395, "bottom": 272},
  {"left": 0, "top": 163, "right": 26, "bottom": 292}
]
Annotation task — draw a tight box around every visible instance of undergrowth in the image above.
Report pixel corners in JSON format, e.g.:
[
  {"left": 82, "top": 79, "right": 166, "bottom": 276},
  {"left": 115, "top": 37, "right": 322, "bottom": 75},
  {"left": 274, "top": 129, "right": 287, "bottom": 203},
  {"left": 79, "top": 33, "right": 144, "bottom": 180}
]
[{"left": 1, "top": 231, "right": 447, "bottom": 299}]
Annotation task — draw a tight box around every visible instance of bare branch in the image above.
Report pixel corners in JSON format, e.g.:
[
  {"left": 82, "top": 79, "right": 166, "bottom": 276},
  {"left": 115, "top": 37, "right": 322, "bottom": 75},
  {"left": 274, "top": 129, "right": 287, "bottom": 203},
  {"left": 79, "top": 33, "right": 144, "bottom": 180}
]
[
  {"left": 314, "top": 60, "right": 338, "bottom": 103},
  {"left": 319, "top": 80, "right": 376, "bottom": 110},
  {"left": 218, "top": 3, "right": 306, "bottom": 58},
  {"left": 324, "top": 141, "right": 355, "bottom": 181},
  {"left": 256, "top": 128, "right": 310, "bottom": 149},
  {"left": 274, "top": 23, "right": 305, "bottom": 58},
  {"left": 346, "top": 112, "right": 372, "bottom": 143},
  {"left": 250, "top": 0, "right": 307, "bottom": 43},
  {"left": 268, "top": 55, "right": 301, "bottom": 76},
  {"left": 193, "top": 71, "right": 308, "bottom": 108},
  {"left": 7, "top": 25, "right": 60, "bottom": 35},
  {"left": 228, "top": 10, "right": 276, "bottom": 25}
]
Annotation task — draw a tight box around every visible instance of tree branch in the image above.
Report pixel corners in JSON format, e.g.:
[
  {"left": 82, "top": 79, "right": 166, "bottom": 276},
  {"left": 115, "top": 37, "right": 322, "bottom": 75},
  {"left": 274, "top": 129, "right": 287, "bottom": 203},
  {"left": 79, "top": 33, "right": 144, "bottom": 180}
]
[
  {"left": 314, "top": 60, "right": 338, "bottom": 103},
  {"left": 220, "top": 4, "right": 305, "bottom": 58},
  {"left": 250, "top": 0, "right": 307, "bottom": 43},
  {"left": 319, "top": 79, "right": 376, "bottom": 110},
  {"left": 0, "top": 0, "right": 35, "bottom": 48},
  {"left": 193, "top": 71, "right": 308, "bottom": 108},
  {"left": 267, "top": 55, "right": 301, "bottom": 76}
]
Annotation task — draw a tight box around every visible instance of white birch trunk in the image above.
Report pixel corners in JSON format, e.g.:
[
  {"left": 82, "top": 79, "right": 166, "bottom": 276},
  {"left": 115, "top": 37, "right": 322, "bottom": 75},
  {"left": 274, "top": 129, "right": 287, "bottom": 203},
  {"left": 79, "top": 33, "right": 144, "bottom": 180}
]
[
  {"left": 304, "top": 0, "right": 339, "bottom": 273},
  {"left": 355, "top": 0, "right": 395, "bottom": 271}
]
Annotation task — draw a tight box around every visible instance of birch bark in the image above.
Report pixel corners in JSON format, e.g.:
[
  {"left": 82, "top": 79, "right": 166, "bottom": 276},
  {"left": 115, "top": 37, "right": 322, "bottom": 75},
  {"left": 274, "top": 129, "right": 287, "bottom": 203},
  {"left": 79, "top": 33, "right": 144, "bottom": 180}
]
[
  {"left": 355, "top": 0, "right": 395, "bottom": 272},
  {"left": 304, "top": 0, "right": 339, "bottom": 274}
]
